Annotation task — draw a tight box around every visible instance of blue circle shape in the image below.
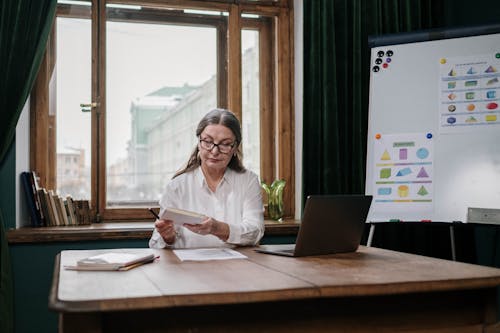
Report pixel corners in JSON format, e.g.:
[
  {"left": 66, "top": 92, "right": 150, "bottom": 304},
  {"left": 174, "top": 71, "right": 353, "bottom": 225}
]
[
  {"left": 426, "top": 133, "right": 432, "bottom": 139},
  {"left": 416, "top": 148, "right": 429, "bottom": 159},
  {"left": 447, "top": 117, "right": 456, "bottom": 124}
]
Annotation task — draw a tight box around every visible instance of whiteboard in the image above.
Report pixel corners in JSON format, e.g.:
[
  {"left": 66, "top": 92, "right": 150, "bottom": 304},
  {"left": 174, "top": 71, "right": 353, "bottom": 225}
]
[{"left": 365, "top": 24, "right": 500, "bottom": 223}]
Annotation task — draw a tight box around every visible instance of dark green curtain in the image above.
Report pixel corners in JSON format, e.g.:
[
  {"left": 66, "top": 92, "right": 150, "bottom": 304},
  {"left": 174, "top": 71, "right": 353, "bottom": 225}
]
[
  {"left": 0, "top": 1, "right": 57, "bottom": 332},
  {"left": 302, "top": 0, "right": 445, "bottom": 206}
]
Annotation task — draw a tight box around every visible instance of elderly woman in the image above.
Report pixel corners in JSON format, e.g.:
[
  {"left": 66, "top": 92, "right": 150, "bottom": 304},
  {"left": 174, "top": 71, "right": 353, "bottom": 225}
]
[{"left": 149, "top": 108, "right": 265, "bottom": 249}]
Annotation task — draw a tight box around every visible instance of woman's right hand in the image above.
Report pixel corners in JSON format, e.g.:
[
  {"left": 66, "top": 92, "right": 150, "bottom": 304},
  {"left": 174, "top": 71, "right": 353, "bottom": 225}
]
[{"left": 155, "top": 219, "right": 177, "bottom": 244}]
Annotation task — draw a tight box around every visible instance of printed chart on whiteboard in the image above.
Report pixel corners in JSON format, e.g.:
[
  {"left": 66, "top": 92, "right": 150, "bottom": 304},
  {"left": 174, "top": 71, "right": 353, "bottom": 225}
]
[
  {"left": 371, "top": 132, "right": 434, "bottom": 217},
  {"left": 439, "top": 53, "right": 500, "bottom": 133}
]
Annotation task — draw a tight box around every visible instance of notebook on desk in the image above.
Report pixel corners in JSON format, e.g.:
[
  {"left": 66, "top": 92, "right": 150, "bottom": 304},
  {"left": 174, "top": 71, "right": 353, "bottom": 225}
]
[{"left": 255, "top": 194, "right": 373, "bottom": 257}]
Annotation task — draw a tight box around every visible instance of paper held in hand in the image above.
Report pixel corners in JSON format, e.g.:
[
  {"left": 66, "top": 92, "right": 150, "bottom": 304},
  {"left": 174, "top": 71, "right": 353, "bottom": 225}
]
[
  {"left": 64, "top": 252, "right": 157, "bottom": 271},
  {"left": 161, "top": 207, "right": 206, "bottom": 225}
]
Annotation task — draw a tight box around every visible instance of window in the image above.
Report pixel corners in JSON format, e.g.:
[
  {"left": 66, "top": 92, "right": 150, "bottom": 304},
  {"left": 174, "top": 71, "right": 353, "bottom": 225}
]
[{"left": 31, "top": 0, "right": 294, "bottom": 222}]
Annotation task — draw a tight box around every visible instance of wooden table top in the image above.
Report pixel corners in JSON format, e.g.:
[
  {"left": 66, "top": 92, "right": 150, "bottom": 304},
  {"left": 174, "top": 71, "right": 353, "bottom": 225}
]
[{"left": 49, "top": 246, "right": 500, "bottom": 313}]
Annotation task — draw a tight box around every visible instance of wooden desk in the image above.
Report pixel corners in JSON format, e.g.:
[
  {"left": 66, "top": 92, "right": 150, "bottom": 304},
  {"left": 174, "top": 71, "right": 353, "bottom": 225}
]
[{"left": 49, "top": 246, "right": 500, "bottom": 332}]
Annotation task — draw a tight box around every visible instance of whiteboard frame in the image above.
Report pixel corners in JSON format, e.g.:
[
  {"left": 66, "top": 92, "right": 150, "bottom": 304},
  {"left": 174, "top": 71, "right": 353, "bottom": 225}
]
[{"left": 365, "top": 23, "right": 500, "bottom": 223}]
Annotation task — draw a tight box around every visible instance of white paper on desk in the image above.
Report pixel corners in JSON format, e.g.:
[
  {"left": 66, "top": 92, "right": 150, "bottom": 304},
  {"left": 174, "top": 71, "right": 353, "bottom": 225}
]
[{"left": 173, "top": 248, "right": 247, "bottom": 261}]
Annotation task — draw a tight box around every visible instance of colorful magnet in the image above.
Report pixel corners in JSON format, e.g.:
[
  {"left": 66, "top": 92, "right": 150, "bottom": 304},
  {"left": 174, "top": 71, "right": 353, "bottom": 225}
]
[
  {"left": 426, "top": 133, "right": 432, "bottom": 139},
  {"left": 386, "top": 58, "right": 392, "bottom": 63},
  {"left": 496, "top": 53, "right": 500, "bottom": 59},
  {"left": 440, "top": 58, "right": 447, "bottom": 64},
  {"left": 467, "top": 104, "right": 475, "bottom": 111},
  {"left": 375, "top": 133, "right": 381, "bottom": 139},
  {"left": 448, "top": 105, "right": 456, "bottom": 112},
  {"left": 447, "top": 117, "right": 456, "bottom": 124},
  {"left": 382, "top": 63, "right": 388, "bottom": 68}
]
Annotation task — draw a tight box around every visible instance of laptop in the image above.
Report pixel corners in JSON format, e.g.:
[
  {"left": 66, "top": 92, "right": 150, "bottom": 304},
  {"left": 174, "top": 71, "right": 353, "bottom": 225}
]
[{"left": 255, "top": 195, "right": 373, "bottom": 257}]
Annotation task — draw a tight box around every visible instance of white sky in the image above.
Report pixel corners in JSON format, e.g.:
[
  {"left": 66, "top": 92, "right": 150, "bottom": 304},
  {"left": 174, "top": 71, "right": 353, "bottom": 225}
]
[{"left": 57, "top": 17, "right": 254, "bottom": 165}]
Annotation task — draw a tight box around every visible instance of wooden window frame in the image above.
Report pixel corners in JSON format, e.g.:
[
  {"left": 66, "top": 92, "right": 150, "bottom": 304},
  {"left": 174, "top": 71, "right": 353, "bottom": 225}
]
[{"left": 31, "top": 0, "right": 294, "bottom": 222}]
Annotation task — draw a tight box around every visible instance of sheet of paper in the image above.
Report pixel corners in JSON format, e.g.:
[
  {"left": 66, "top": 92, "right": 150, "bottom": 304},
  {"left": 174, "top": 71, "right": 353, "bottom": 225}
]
[
  {"left": 173, "top": 248, "right": 248, "bottom": 261},
  {"left": 371, "top": 132, "right": 434, "bottom": 220}
]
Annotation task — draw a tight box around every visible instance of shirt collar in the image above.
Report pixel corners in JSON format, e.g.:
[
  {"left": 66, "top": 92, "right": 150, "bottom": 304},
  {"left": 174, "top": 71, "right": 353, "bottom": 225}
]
[{"left": 195, "top": 166, "right": 235, "bottom": 189}]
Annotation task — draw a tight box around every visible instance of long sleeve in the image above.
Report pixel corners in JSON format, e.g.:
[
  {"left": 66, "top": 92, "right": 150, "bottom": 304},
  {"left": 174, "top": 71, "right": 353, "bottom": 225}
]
[
  {"left": 225, "top": 171, "right": 265, "bottom": 245},
  {"left": 148, "top": 167, "right": 264, "bottom": 249}
]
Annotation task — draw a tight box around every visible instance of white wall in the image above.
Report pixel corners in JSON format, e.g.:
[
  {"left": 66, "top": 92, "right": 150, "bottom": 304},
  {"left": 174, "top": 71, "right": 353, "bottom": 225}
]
[
  {"left": 16, "top": 98, "right": 30, "bottom": 228},
  {"left": 294, "top": 0, "right": 303, "bottom": 219}
]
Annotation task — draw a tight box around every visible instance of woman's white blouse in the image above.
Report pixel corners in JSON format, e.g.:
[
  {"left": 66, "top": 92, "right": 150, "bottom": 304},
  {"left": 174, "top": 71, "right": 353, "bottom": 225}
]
[{"left": 149, "top": 167, "right": 265, "bottom": 249}]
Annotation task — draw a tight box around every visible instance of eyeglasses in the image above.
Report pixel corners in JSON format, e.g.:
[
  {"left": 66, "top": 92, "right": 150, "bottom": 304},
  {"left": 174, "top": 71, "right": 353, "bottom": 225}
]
[{"left": 199, "top": 139, "right": 236, "bottom": 154}]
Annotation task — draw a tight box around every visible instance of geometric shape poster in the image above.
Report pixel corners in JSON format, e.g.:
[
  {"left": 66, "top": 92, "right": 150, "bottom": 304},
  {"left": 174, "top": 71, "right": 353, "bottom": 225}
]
[
  {"left": 372, "top": 132, "right": 434, "bottom": 214},
  {"left": 439, "top": 53, "right": 500, "bottom": 133}
]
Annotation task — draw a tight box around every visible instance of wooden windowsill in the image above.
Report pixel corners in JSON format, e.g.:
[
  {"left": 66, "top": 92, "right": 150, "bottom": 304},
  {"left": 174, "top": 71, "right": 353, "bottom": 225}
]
[{"left": 6, "top": 220, "right": 300, "bottom": 244}]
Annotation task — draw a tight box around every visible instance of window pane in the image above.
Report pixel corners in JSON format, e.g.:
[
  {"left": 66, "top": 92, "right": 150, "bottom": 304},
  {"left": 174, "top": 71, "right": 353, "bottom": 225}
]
[
  {"left": 106, "top": 13, "right": 217, "bottom": 207},
  {"left": 56, "top": 16, "right": 92, "bottom": 200},
  {"left": 242, "top": 29, "right": 261, "bottom": 178}
]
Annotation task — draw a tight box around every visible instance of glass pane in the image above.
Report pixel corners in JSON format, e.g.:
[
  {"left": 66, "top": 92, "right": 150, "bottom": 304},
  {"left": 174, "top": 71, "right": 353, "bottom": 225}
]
[
  {"left": 56, "top": 15, "right": 92, "bottom": 200},
  {"left": 241, "top": 29, "right": 261, "bottom": 178},
  {"left": 106, "top": 9, "right": 217, "bottom": 207}
]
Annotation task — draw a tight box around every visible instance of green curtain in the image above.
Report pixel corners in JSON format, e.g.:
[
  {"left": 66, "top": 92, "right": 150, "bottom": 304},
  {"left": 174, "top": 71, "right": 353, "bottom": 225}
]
[
  {"left": 0, "top": 1, "right": 57, "bottom": 332},
  {"left": 302, "top": 0, "right": 445, "bottom": 206}
]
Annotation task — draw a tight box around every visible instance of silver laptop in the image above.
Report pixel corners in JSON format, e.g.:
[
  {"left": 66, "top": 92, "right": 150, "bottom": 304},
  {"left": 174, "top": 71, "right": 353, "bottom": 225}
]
[{"left": 255, "top": 195, "right": 373, "bottom": 257}]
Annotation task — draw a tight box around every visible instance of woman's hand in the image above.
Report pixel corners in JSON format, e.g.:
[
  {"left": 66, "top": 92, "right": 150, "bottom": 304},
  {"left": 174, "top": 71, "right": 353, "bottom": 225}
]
[
  {"left": 154, "top": 219, "right": 177, "bottom": 245},
  {"left": 184, "top": 217, "right": 229, "bottom": 241}
]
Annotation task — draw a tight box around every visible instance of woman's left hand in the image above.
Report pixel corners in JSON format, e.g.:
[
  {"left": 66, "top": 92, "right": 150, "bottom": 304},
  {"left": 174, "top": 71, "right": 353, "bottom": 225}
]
[
  {"left": 184, "top": 217, "right": 229, "bottom": 241},
  {"left": 184, "top": 217, "right": 215, "bottom": 235}
]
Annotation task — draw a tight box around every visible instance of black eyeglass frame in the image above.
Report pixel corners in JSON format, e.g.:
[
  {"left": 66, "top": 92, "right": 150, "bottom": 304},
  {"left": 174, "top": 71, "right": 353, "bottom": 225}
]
[{"left": 199, "top": 138, "right": 237, "bottom": 154}]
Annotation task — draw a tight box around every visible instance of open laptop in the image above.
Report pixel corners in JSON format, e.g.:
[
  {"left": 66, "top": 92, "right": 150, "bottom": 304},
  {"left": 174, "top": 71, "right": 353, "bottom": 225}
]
[{"left": 255, "top": 194, "right": 373, "bottom": 257}]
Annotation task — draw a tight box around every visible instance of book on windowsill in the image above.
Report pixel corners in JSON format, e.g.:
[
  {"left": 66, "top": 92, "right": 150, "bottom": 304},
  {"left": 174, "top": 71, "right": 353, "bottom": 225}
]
[
  {"left": 160, "top": 207, "right": 206, "bottom": 226},
  {"left": 64, "top": 252, "right": 157, "bottom": 271},
  {"left": 20, "top": 171, "right": 45, "bottom": 227}
]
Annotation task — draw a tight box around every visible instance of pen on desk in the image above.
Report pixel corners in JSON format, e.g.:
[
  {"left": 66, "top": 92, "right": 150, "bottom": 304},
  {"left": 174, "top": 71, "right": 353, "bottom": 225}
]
[{"left": 148, "top": 208, "right": 160, "bottom": 220}]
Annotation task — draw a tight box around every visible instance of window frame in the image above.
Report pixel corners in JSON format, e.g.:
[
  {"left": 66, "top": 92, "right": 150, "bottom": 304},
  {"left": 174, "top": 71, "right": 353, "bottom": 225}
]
[{"left": 30, "top": 0, "right": 295, "bottom": 222}]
